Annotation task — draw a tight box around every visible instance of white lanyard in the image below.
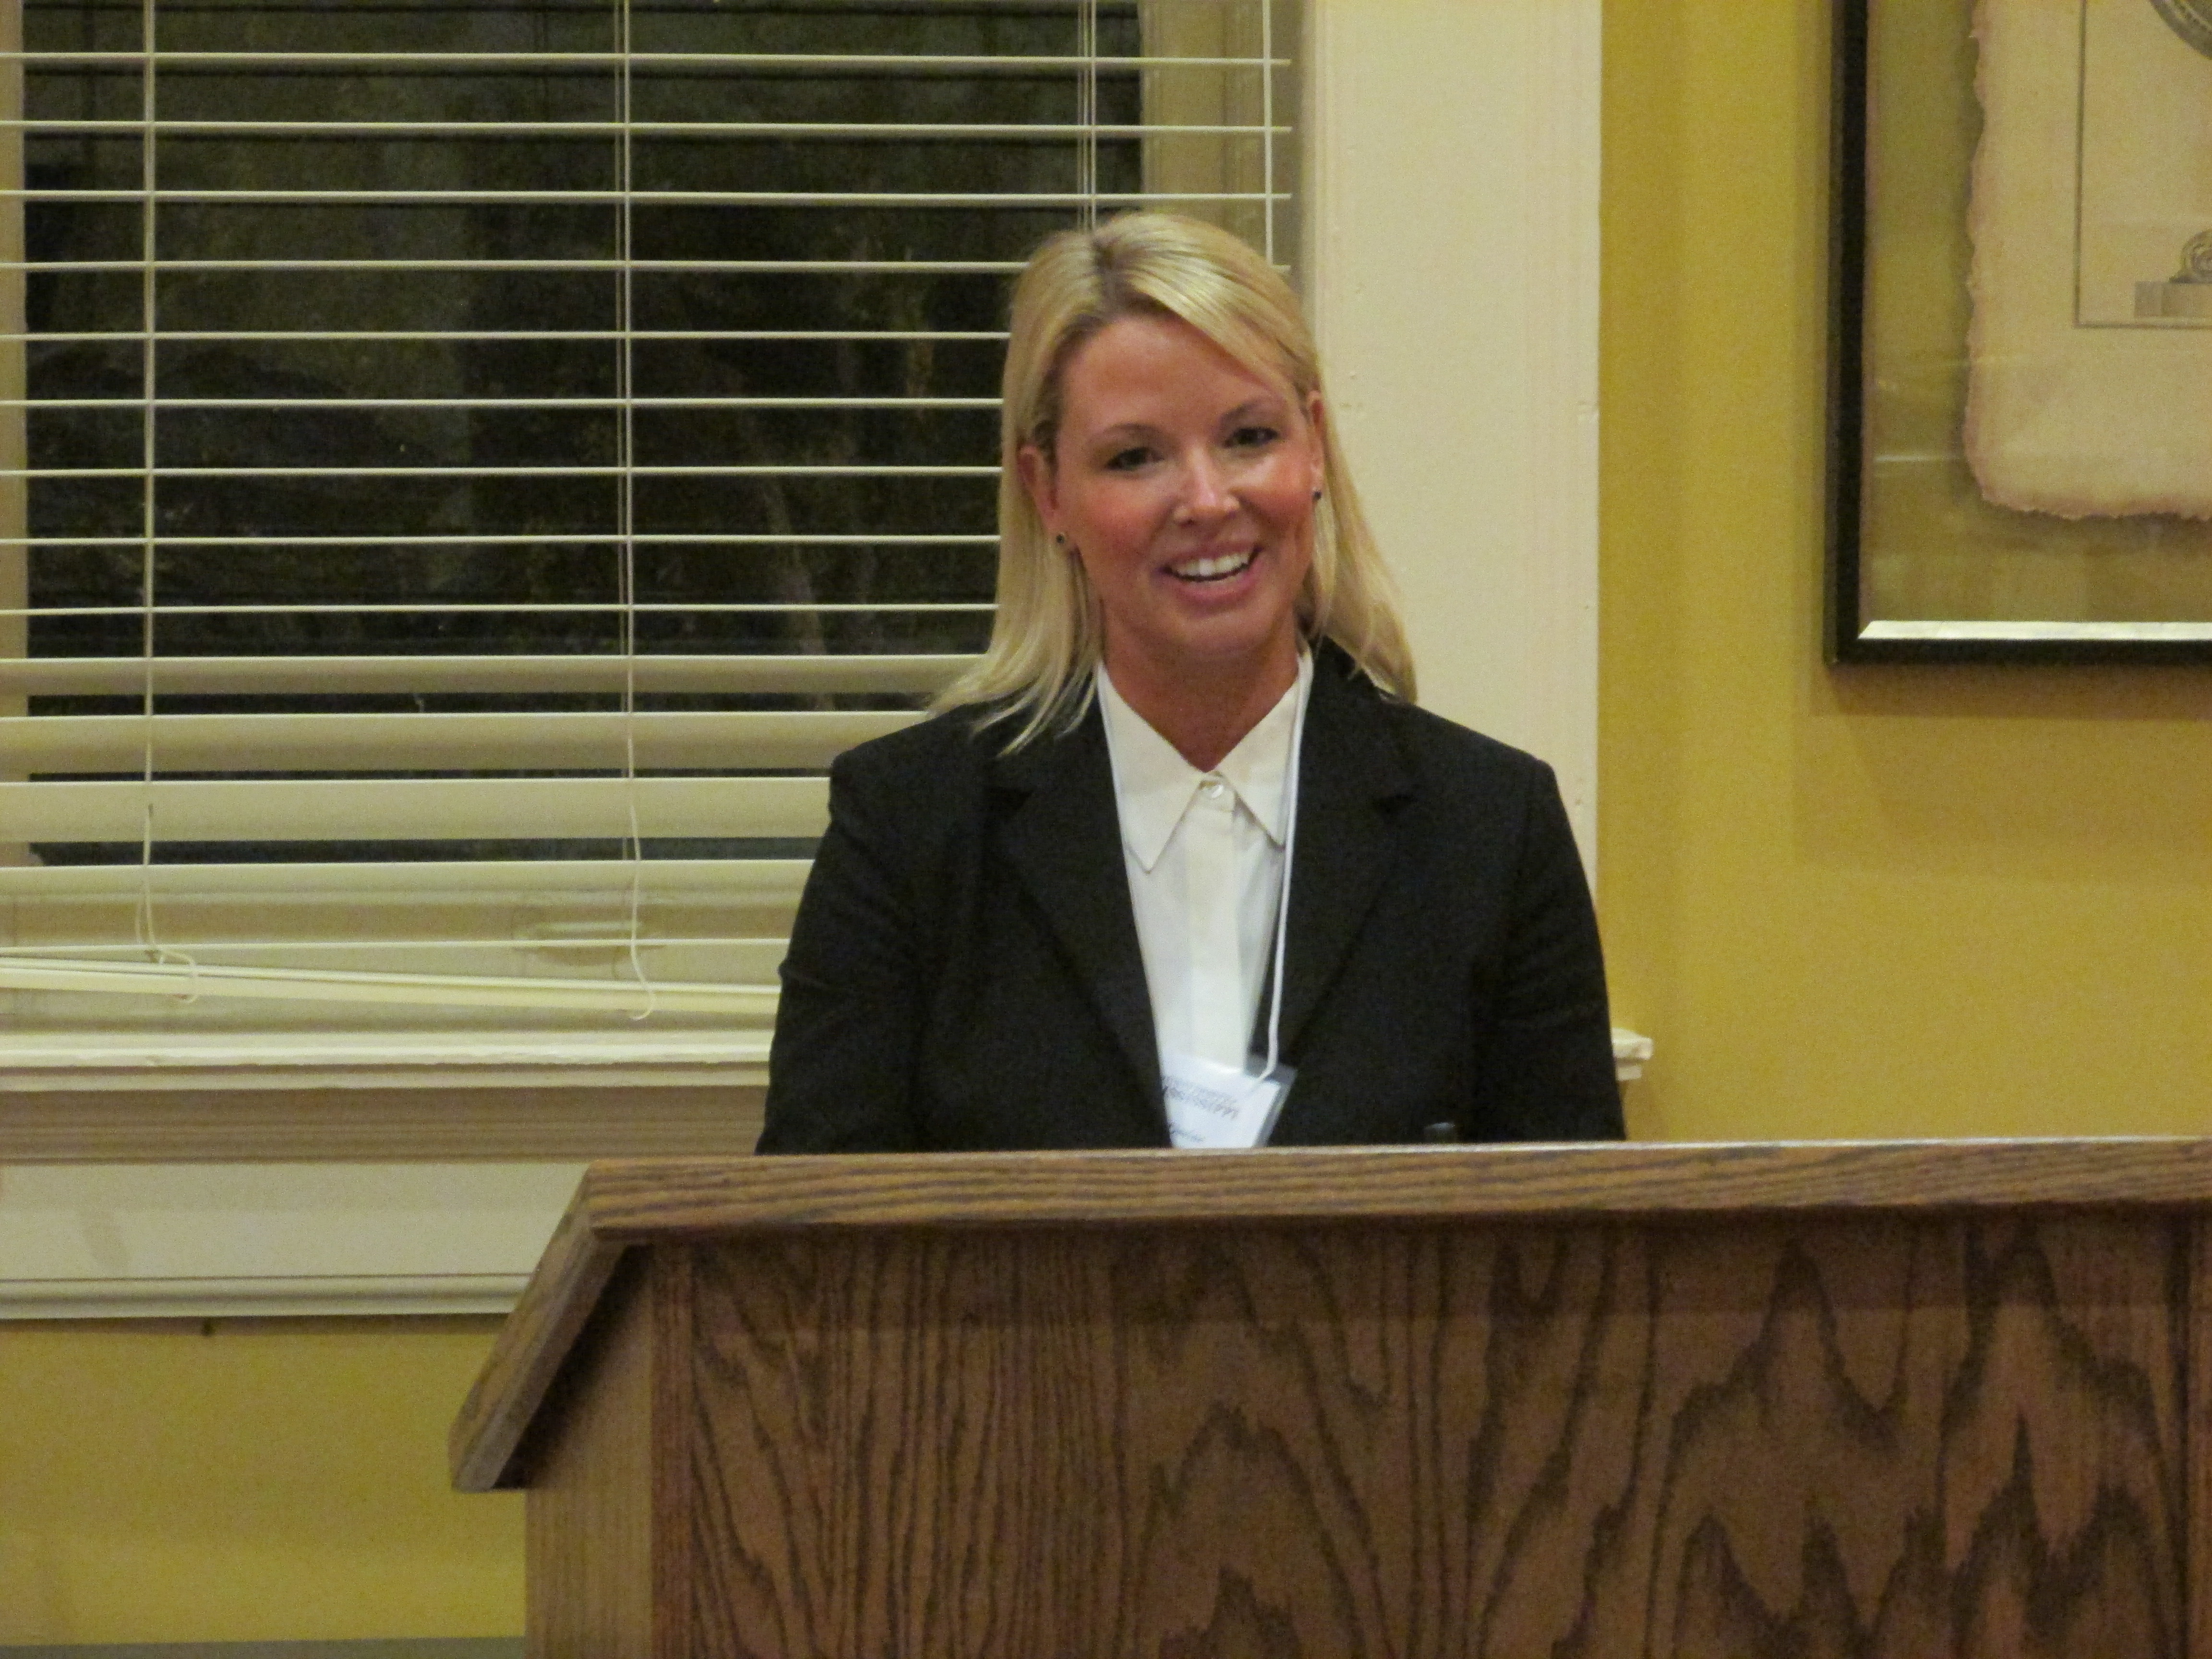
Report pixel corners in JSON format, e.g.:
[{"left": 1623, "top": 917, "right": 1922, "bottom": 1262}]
[{"left": 1253, "top": 657, "right": 1307, "bottom": 1085}]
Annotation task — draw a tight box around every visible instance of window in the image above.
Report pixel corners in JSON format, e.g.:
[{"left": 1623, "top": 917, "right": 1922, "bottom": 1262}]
[{"left": 1, "top": 0, "right": 1296, "bottom": 1119}]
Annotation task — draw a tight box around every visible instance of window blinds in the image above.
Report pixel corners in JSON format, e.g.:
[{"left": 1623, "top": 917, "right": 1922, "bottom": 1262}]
[{"left": 0, "top": 0, "right": 1295, "bottom": 1044}]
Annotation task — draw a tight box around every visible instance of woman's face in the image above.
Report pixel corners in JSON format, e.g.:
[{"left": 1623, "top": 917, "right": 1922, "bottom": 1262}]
[{"left": 1020, "top": 311, "right": 1326, "bottom": 697}]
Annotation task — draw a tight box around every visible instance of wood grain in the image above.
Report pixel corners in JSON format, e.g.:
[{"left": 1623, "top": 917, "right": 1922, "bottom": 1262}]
[
  {"left": 450, "top": 1178, "right": 625, "bottom": 1492},
  {"left": 580, "top": 1139, "right": 2212, "bottom": 1238},
  {"left": 523, "top": 1253, "right": 660, "bottom": 1658},
  {"left": 672, "top": 1214, "right": 2189, "bottom": 1658}
]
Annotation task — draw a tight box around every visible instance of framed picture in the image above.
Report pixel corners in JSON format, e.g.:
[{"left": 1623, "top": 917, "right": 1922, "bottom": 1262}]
[{"left": 1827, "top": 0, "right": 2212, "bottom": 662}]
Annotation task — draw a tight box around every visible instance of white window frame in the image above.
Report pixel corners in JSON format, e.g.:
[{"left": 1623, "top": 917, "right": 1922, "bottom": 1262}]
[{"left": 0, "top": 0, "right": 1613, "bottom": 1319}]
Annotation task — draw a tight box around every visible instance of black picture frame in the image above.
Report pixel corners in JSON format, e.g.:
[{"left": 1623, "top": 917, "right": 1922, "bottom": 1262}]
[{"left": 1824, "top": 0, "right": 2212, "bottom": 665}]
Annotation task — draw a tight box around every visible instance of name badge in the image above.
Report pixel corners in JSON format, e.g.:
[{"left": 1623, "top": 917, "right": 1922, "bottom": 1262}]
[{"left": 1161, "top": 1052, "right": 1296, "bottom": 1150}]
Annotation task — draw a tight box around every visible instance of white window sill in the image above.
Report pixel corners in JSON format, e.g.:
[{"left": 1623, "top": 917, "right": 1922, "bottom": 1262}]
[
  {"left": 1, "top": 1029, "right": 1645, "bottom": 1090},
  {"left": 0, "top": 1030, "right": 771, "bottom": 1092},
  {"left": 0, "top": 1033, "right": 1653, "bottom": 1320}
]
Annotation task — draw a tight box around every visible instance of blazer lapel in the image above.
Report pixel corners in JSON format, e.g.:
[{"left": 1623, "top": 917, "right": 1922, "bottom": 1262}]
[
  {"left": 1273, "top": 657, "right": 1413, "bottom": 1058},
  {"left": 992, "top": 708, "right": 1165, "bottom": 1114}
]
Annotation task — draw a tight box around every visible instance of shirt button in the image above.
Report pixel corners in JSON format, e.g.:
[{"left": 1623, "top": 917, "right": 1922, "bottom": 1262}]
[{"left": 1200, "top": 777, "right": 1228, "bottom": 800}]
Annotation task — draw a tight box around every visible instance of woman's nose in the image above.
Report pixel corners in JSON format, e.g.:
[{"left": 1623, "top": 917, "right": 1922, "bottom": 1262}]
[{"left": 1175, "top": 449, "right": 1234, "bottom": 519}]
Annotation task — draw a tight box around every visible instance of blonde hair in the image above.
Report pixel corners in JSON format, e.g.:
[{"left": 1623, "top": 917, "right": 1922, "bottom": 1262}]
[{"left": 937, "top": 210, "right": 1416, "bottom": 746}]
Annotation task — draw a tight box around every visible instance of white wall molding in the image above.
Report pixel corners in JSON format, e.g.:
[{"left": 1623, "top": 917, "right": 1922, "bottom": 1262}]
[
  {"left": 1, "top": 1273, "right": 529, "bottom": 1321},
  {"left": 0, "top": 1163, "right": 581, "bottom": 1319},
  {"left": 1303, "top": 0, "right": 1603, "bottom": 873}
]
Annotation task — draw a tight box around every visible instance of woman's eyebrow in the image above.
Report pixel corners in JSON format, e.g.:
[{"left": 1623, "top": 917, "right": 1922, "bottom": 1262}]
[
  {"left": 1220, "top": 396, "right": 1288, "bottom": 424},
  {"left": 1089, "top": 420, "right": 1165, "bottom": 444},
  {"left": 1077, "top": 395, "right": 1288, "bottom": 449}
]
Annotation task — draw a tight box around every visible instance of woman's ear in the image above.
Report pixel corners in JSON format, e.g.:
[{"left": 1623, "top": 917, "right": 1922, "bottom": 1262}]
[{"left": 1015, "top": 442, "right": 1059, "bottom": 538}]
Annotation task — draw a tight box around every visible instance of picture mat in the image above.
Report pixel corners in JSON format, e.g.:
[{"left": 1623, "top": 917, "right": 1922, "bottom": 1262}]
[
  {"left": 1965, "top": 0, "right": 2212, "bottom": 515},
  {"left": 1857, "top": 0, "right": 2212, "bottom": 630},
  {"left": 2076, "top": 0, "right": 2212, "bottom": 327}
]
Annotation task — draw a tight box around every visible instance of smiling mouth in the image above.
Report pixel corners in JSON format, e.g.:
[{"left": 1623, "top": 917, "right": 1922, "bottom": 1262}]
[{"left": 1168, "top": 549, "right": 1255, "bottom": 583}]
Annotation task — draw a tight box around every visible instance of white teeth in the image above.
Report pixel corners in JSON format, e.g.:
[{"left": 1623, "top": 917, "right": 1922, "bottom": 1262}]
[{"left": 1170, "top": 550, "right": 1254, "bottom": 580}]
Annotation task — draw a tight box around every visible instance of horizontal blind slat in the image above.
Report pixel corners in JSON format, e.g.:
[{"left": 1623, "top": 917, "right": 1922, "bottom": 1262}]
[
  {"left": 12, "top": 192, "right": 1274, "bottom": 206},
  {"left": 4, "top": 464, "right": 999, "bottom": 477},
  {"left": 6, "top": 52, "right": 1284, "bottom": 68},
  {"left": 6, "top": 121, "right": 1286, "bottom": 137},
  {"left": 0, "top": 653, "right": 974, "bottom": 696},
  {"left": 22, "top": 332, "right": 1013, "bottom": 343},
  {"left": 13, "top": 399, "right": 1004, "bottom": 410},
  {"left": 0, "top": 958, "right": 779, "bottom": 1018},
  {"left": 0, "top": 858, "right": 810, "bottom": 899},
  {"left": 0, "top": 937, "right": 786, "bottom": 955},
  {"left": 7, "top": 259, "right": 1034, "bottom": 273},
  {"left": 9, "top": 540, "right": 998, "bottom": 553},
  {"left": 3, "top": 709, "right": 914, "bottom": 771},
  {"left": 0, "top": 777, "right": 830, "bottom": 842},
  {"left": 12, "top": 601, "right": 996, "bottom": 619}
]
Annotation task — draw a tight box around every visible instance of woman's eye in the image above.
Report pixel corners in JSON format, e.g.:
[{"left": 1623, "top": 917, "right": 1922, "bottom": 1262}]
[
  {"left": 1229, "top": 425, "right": 1280, "bottom": 449},
  {"left": 1104, "top": 446, "right": 1153, "bottom": 471}
]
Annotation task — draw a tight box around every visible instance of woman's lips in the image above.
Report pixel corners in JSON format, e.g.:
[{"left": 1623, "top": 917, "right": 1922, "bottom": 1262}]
[{"left": 1166, "top": 548, "right": 1257, "bottom": 583}]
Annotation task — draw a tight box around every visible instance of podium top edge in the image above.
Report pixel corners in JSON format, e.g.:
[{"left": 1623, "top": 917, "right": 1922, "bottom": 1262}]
[{"left": 578, "top": 1138, "right": 2212, "bottom": 1236}]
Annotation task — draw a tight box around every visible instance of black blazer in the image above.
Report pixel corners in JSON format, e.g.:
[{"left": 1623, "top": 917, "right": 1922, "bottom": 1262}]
[{"left": 757, "top": 648, "right": 1623, "bottom": 1151}]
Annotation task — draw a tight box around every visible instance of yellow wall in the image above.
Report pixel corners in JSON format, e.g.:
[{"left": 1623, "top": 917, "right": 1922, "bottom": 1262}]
[
  {"left": 0, "top": 1319, "right": 520, "bottom": 1642},
  {"left": 3, "top": 0, "right": 2208, "bottom": 1644},
  {"left": 1599, "top": 0, "right": 2212, "bottom": 1142}
]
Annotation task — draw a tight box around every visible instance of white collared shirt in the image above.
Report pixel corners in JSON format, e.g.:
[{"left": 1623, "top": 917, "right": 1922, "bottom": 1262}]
[{"left": 1097, "top": 652, "right": 1310, "bottom": 1070}]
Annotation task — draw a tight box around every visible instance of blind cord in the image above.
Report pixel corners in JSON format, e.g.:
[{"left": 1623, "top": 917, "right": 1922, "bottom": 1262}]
[
  {"left": 1261, "top": 0, "right": 1276, "bottom": 262},
  {"left": 1078, "top": 0, "right": 1098, "bottom": 228},
  {"left": 616, "top": 0, "right": 655, "bottom": 1022},
  {"left": 131, "top": 0, "right": 194, "bottom": 997}
]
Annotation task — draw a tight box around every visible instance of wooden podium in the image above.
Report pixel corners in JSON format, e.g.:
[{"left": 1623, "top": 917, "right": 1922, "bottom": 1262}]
[{"left": 453, "top": 1141, "right": 2212, "bottom": 1657}]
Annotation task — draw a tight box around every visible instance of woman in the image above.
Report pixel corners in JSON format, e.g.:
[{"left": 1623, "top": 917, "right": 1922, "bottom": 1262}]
[{"left": 757, "top": 212, "right": 1622, "bottom": 1152}]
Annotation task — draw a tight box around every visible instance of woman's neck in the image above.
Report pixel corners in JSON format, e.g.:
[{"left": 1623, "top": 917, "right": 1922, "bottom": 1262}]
[{"left": 1102, "top": 638, "right": 1303, "bottom": 772}]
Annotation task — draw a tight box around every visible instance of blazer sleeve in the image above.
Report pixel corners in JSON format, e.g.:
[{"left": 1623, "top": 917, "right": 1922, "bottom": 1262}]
[
  {"left": 1471, "top": 761, "right": 1624, "bottom": 1141},
  {"left": 755, "top": 745, "right": 929, "bottom": 1153}
]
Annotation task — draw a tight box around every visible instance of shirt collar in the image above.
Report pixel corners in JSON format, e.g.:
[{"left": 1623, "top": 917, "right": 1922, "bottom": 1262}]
[{"left": 1097, "top": 651, "right": 1310, "bottom": 872}]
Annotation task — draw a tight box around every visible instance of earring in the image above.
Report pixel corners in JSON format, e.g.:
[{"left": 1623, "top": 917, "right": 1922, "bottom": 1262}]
[{"left": 1311, "top": 489, "right": 1323, "bottom": 503}]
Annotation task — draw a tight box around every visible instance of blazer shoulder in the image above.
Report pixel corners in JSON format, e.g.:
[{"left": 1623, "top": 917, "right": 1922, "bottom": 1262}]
[
  {"left": 1308, "top": 643, "right": 1541, "bottom": 779},
  {"left": 831, "top": 701, "right": 1007, "bottom": 793},
  {"left": 1341, "top": 675, "right": 1559, "bottom": 798}
]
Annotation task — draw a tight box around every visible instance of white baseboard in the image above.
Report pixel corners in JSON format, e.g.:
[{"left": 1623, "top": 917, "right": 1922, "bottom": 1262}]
[{"left": 0, "top": 1162, "right": 582, "bottom": 1319}]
